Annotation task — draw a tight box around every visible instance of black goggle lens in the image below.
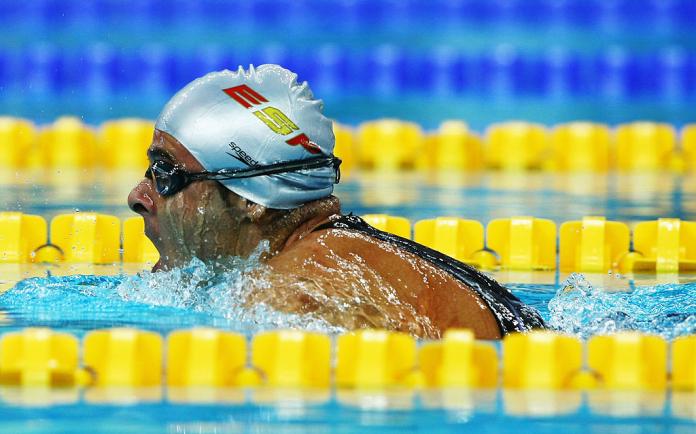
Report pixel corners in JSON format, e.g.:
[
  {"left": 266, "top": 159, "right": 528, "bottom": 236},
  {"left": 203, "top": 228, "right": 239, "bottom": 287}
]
[{"left": 145, "top": 160, "right": 185, "bottom": 197}]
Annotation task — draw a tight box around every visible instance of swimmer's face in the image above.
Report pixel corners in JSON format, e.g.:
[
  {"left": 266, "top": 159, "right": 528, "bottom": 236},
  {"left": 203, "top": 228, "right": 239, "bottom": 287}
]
[{"left": 127, "top": 130, "right": 263, "bottom": 270}]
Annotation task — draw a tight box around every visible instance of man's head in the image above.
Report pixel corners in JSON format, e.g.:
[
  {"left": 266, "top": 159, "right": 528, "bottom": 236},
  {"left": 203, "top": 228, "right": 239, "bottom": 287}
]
[{"left": 128, "top": 65, "right": 340, "bottom": 269}]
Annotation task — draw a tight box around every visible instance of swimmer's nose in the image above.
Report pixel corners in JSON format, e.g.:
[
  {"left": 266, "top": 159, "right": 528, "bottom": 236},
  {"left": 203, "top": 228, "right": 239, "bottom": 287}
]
[{"left": 128, "top": 180, "right": 156, "bottom": 215}]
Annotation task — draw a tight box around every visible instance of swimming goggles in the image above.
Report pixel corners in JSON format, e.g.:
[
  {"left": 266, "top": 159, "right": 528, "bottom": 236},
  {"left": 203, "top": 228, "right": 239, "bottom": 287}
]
[{"left": 145, "top": 155, "right": 342, "bottom": 197}]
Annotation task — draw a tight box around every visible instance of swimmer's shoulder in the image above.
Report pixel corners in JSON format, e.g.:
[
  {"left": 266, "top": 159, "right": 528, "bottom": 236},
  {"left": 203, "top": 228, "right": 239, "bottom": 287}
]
[
  {"left": 271, "top": 224, "right": 503, "bottom": 339},
  {"left": 272, "top": 223, "right": 445, "bottom": 287},
  {"left": 270, "top": 224, "right": 379, "bottom": 269}
]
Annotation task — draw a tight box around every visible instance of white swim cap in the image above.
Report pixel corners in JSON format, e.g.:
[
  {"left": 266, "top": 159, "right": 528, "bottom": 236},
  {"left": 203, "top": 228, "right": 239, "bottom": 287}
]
[{"left": 155, "top": 64, "right": 338, "bottom": 209}]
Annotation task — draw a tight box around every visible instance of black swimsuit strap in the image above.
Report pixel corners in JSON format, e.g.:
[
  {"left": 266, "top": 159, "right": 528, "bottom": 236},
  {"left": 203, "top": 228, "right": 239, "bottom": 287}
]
[{"left": 313, "top": 214, "right": 546, "bottom": 334}]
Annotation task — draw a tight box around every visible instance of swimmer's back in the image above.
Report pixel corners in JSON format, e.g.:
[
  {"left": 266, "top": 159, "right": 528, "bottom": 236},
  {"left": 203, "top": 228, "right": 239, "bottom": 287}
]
[{"left": 269, "top": 214, "right": 545, "bottom": 339}]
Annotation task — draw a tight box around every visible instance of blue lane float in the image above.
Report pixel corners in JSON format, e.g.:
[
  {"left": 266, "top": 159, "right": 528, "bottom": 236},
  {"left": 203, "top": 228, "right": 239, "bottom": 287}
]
[
  {"left": 2, "top": 0, "right": 696, "bottom": 30},
  {"left": 2, "top": 45, "right": 695, "bottom": 101}
]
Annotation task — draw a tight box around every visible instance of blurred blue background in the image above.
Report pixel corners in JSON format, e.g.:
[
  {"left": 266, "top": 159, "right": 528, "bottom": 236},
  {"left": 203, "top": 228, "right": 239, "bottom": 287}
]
[{"left": 1, "top": 0, "right": 695, "bottom": 128}]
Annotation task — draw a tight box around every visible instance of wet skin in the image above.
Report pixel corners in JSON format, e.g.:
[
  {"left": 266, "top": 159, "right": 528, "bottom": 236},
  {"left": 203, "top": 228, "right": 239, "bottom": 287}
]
[{"left": 128, "top": 130, "right": 502, "bottom": 339}]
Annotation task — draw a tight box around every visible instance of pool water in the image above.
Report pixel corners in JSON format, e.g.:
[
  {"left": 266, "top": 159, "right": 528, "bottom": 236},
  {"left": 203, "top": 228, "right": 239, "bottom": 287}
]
[
  {"left": 4, "top": 2, "right": 696, "bottom": 128},
  {"left": 3, "top": 169, "right": 696, "bottom": 227},
  {"left": 0, "top": 170, "right": 695, "bottom": 432},
  {"left": 0, "top": 390, "right": 693, "bottom": 434},
  {"left": 2, "top": 261, "right": 696, "bottom": 340}
]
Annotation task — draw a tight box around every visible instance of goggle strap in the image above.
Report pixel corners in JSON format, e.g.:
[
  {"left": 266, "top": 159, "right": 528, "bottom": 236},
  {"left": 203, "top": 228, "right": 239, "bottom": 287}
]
[{"left": 198, "top": 156, "right": 342, "bottom": 181}]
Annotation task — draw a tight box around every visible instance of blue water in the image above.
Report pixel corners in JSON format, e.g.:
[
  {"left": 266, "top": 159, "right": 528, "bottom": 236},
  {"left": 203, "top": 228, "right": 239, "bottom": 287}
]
[
  {"left": 0, "top": 392, "right": 692, "bottom": 434},
  {"left": 3, "top": 0, "right": 696, "bottom": 430},
  {"left": 2, "top": 172, "right": 696, "bottom": 431},
  {"left": 4, "top": 172, "right": 696, "bottom": 229},
  {"left": 1, "top": 264, "right": 695, "bottom": 433},
  {"left": 0, "top": 245, "right": 342, "bottom": 337},
  {"left": 2, "top": 264, "right": 696, "bottom": 340},
  {"left": 1, "top": 265, "right": 695, "bottom": 432},
  {"left": 4, "top": 195, "right": 692, "bottom": 421},
  {"left": 3, "top": 0, "right": 696, "bottom": 126}
]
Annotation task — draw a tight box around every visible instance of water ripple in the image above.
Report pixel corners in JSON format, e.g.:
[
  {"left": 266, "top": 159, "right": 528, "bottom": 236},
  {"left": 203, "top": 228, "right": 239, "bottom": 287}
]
[
  {"left": 546, "top": 273, "right": 696, "bottom": 339},
  {"left": 1, "top": 261, "right": 695, "bottom": 339}
]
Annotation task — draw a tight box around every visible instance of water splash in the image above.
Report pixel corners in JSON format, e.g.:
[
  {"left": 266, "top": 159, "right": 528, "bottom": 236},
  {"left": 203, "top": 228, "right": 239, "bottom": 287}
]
[
  {"left": 3, "top": 247, "right": 695, "bottom": 339},
  {"left": 0, "top": 242, "right": 342, "bottom": 335},
  {"left": 0, "top": 236, "right": 438, "bottom": 337},
  {"left": 115, "top": 241, "right": 344, "bottom": 334},
  {"left": 547, "top": 273, "right": 696, "bottom": 339}
]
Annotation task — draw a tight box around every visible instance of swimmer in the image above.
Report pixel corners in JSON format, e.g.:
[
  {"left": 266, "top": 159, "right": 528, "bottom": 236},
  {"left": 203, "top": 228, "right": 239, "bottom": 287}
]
[{"left": 127, "top": 65, "right": 545, "bottom": 339}]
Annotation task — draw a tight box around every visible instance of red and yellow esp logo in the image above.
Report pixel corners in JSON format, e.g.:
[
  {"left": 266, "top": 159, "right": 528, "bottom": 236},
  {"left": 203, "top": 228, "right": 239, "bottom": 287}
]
[{"left": 222, "top": 84, "right": 321, "bottom": 154}]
